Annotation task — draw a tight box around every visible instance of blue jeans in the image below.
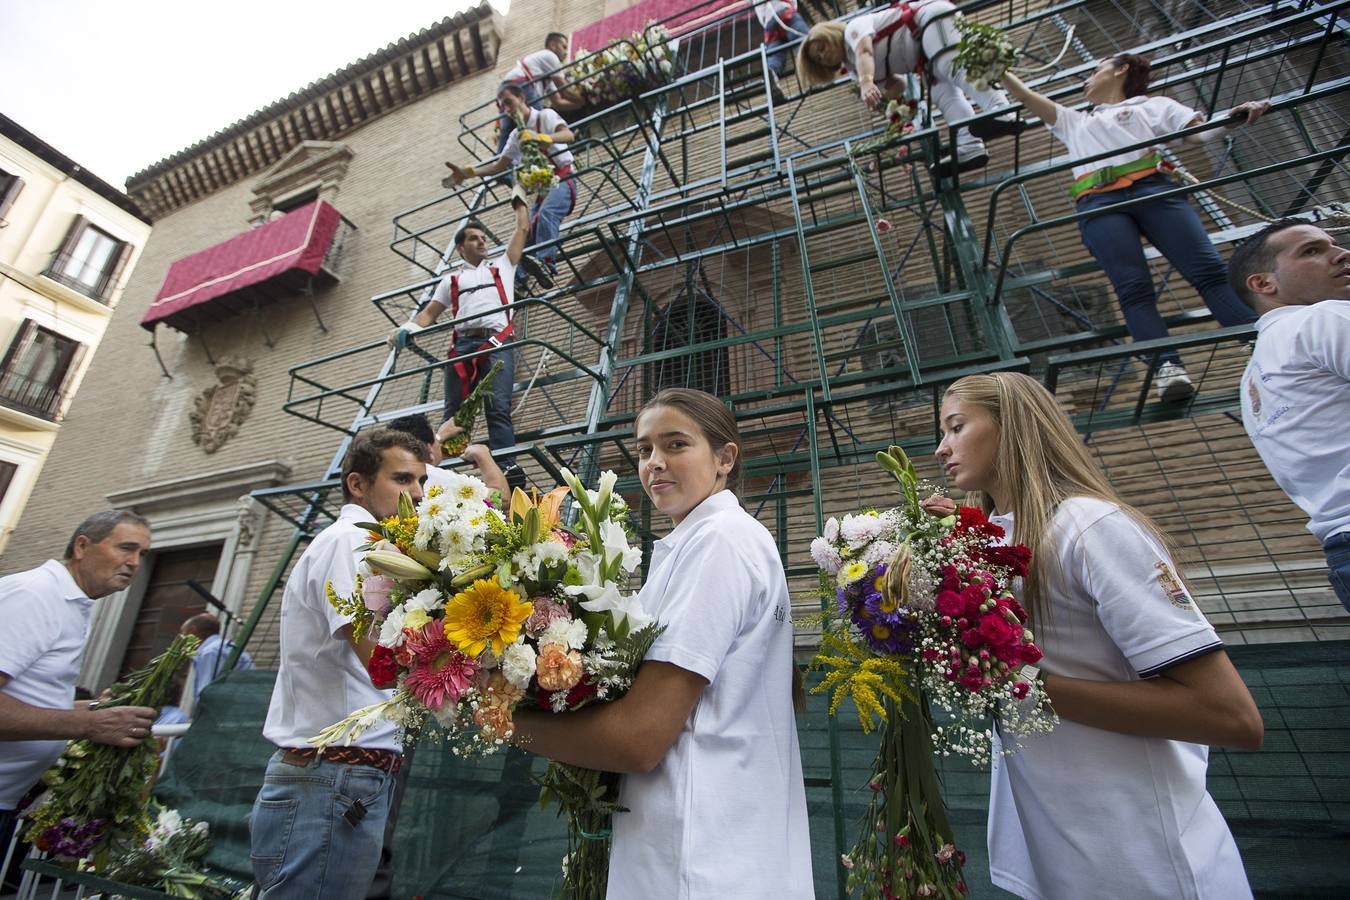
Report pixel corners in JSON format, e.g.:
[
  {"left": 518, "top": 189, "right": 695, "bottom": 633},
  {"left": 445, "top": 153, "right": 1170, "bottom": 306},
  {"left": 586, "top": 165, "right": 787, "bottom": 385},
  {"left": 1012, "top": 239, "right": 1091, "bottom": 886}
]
[
  {"left": 495, "top": 81, "right": 540, "bottom": 156},
  {"left": 443, "top": 336, "right": 516, "bottom": 461},
  {"left": 526, "top": 175, "right": 575, "bottom": 274},
  {"left": 249, "top": 751, "right": 394, "bottom": 900},
  {"left": 1325, "top": 531, "right": 1350, "bottom": 614},
  {"left": 763, "top": 11, "right": 809, "bottom": 77},
  {"left": 1076, "top": 174, "right": 1257, "bottom": 366}
]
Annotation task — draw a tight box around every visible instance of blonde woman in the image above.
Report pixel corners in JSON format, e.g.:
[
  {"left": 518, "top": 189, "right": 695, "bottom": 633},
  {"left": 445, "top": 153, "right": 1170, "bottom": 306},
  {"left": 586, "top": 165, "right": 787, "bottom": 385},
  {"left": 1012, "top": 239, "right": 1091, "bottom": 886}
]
[
  {"left": 934, "top": 371, "right": 1262, "bottom": 899},
  {"left": 797, "top": 3, "right": 1026, "bottom": 176}
]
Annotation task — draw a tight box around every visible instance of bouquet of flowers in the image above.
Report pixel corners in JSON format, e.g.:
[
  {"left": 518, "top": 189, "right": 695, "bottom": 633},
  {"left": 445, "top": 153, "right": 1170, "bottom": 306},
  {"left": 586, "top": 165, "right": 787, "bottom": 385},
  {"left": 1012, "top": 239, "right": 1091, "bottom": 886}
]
[
  {"left": 952, "top": 14, "right": 1019, "bottom": 92},
  {"left": 440, "top": 359, "right": 504, "bottom": 458},
  {"left": 316, "top": 467, "right": 662, "bottom": 899},
  {"left": 22, "top": 634, "right": 200, "bottom": 864},
  {"left": 569, "top": 23, "right": 676, "bottom": 106},
  {"left": 100, "top": 807, "right": 243, "bottom": 898},
  {"left": 809, "top": 447, "right": 1055, "bottom": 899},
  {"left": 850, "top": 78, "right": 919, "bottom": 164},
  {"left": 516, "top": 121, "right": 559, "bottom": 197}
]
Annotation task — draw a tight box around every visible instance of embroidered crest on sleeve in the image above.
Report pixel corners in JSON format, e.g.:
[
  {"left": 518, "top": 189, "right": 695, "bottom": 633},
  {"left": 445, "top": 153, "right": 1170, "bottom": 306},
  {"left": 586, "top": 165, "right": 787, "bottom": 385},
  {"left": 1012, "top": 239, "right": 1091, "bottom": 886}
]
[
  {"left": 1154, "top": 561, "right": 1194, "bottom": 609},
  {"left": 1246, "top": 377, "right": 1262, "bottom": 420}
]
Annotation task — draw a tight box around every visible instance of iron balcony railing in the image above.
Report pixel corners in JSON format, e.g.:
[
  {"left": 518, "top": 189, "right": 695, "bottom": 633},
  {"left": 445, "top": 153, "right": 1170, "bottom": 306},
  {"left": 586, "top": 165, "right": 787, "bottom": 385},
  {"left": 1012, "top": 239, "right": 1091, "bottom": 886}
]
[{"left": 0, "top": 370, "right": 65, "bottom": 421}]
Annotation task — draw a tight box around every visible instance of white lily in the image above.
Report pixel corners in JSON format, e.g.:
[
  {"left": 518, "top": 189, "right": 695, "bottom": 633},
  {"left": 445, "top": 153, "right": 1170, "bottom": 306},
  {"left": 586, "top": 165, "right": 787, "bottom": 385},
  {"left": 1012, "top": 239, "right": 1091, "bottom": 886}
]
[
  {"left": 600, "top": 519, "right": 642, "bottom": 574},
  {"left": 564, "top": 581, "right": 654, "bottom": 631}
]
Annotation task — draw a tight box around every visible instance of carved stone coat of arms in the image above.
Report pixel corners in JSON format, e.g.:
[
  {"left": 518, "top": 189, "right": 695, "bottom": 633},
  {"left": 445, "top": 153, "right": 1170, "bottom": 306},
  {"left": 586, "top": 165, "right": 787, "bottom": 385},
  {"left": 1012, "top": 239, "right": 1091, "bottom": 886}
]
[{"left": 190, "top": 359, "right": 257, "bottom": 453}]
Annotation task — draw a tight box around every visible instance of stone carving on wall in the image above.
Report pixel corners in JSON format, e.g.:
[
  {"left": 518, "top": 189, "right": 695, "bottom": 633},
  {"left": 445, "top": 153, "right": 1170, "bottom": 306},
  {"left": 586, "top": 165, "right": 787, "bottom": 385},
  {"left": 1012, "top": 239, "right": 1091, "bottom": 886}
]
[{"left": 190, "top": 358, "right": 256, "bottom": 453}]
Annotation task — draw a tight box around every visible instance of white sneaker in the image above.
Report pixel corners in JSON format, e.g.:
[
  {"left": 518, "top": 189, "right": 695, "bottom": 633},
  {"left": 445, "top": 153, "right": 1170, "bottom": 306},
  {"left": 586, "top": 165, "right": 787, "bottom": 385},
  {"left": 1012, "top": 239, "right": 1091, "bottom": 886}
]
[{"left": 1154, "top": 361, "right": 1196, "bottom": 402}]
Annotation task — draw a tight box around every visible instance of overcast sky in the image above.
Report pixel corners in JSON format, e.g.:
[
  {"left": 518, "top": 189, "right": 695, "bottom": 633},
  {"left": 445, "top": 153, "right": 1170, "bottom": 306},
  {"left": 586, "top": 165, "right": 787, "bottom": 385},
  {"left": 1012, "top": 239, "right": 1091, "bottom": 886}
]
[{"left": 0, "top": 0, "right": 508, "bottom": 189}]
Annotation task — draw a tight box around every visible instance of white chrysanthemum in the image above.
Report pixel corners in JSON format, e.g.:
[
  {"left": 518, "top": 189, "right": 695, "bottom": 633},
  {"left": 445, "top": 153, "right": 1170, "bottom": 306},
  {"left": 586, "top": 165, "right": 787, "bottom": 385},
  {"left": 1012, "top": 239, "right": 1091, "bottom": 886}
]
[
  {"left": 862, "top": 539, "right": 896, "bottom": 568},
  {"left": 378, "top": 606, "right": 409, "bottom": 647},
  {"left": 540, "top": 617, "right": 589, "bottom": 650},
  {"left": 823, "top": 516, "right": 840, "bottom": 542},
  {"left": 840, "top": 513, "right": 885, "bottom": 550},
  {"left": 442, "top": 471, "right": 489, "bottom": 506},
  {"left": 501, "top": 640, "right": 538, "bottom": 690},
  {"left": 810, "top": 536, "right": 843, "bottom": 575},
  {"left": 440, "top": 522, "right": 475, "bottom": 558},
  {"left": 512, "top": 541, "right": 569, "bottom": 582}
]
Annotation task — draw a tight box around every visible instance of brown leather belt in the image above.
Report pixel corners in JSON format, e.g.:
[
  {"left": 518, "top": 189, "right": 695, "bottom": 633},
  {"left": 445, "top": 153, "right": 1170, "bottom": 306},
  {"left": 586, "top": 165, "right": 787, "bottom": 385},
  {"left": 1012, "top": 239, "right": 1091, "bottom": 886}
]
[{"left": 281, "top": 746, "right": 403, "bottom": 773}]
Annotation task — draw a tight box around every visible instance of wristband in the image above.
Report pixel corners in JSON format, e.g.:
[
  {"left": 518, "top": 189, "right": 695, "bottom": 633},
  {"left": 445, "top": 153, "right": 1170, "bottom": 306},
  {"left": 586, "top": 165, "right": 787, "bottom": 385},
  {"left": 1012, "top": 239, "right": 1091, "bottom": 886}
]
[{"left": 464, "top": 165, "right": 475, "bottom": 177}]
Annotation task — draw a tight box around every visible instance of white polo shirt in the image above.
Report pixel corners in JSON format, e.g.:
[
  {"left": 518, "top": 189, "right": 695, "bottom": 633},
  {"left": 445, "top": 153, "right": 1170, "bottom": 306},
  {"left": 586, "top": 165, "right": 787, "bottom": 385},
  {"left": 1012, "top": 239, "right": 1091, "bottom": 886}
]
[
  {"left": 501, "top": 108, "right": 575, "bottom": 172},
  {"left": 262, "top": 504, "right": 400, "bottom": 753},
  {"left": 986, "top": 498, "right": 1249, "bottom": 900},
  {"left": 1241, "top": 300, "right": 1350, "bottom": 543},
  {"left": 0, "top": 560, "right": 94, "bottom": 810},
  {"left": 503, "top": 48, "right": 564, "bottom": 88},
  {"left": 608, "top": 490, "right": 813, "bottom": 899},
  {"left": 1050, "top": 94, "right": 1199, "bottom": 180},
  {"left": 844, "top": 6, "right": 928, "bottom": 83},
  {"left": 430, "top": 255, "right": 517, "bottom": 333}
]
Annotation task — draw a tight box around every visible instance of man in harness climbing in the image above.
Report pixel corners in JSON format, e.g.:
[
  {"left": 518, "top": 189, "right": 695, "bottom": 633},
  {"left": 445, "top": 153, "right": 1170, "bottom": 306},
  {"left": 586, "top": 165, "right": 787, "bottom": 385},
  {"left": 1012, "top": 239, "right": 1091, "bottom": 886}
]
[
  {"left": 492, "top": 32, "right": 581, "bottom": 155},
  {"left": 446, "top": 82, "right": 578, "bottom": 291},
  {"left": 797, "top": 1, "right": 1028, "bottom": 177},
  {"left": 390, "top": 193, "right": 530, "bottom": 492}
]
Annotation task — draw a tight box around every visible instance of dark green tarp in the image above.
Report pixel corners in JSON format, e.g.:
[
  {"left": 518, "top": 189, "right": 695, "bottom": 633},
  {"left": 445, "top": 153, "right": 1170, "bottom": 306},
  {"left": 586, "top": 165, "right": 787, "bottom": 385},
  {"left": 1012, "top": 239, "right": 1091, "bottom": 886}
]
[{"left": 155, "top": 642, "right": 1350, "bottom": 898}]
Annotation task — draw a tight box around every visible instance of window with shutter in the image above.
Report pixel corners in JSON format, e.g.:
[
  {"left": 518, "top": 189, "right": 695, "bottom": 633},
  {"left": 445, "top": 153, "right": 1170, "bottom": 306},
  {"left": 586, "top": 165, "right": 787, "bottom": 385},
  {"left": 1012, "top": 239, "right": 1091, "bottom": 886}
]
[
  {"left": 0, "top": 168, "right": 23, "bottom": 222},
  {"left": 0, "top": 459, "right": 17, "bottom": 508},
  {"left": 0, "top": 320, "right": 84, "bottom": 420},
  {"left": 43, "top": 215, "right": 130, "bottom": 301}
]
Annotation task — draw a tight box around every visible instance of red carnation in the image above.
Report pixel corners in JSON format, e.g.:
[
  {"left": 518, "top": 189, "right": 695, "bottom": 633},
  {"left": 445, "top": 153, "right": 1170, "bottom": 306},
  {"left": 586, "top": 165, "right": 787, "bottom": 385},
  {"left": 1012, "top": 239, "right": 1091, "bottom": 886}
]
[
  {"left": 936, "top": 590, "right": 965, "bottom": 617},
  {"left": 955, "top": 506, "right": 1003, "bottom": 538},
  {"left": 1011, "top": 681, "right": 1030, "bottom": 700},
  {"left": 960, "top": 628, "right": 983, "bottom": 648},
  {"left": 959, "top": 670, "right": 984, "bottom": 692},
  {"left": 980, "top": 543, "right": 1032, "bottom": 577},
  {"left": 978, "top": 614, "right": 1016, "bottom": 648},
  {"left": 1020, "top": 643, "right": 1043, "bottom": 665},
  {"left": 536, "top": 677, "right": 598, "bottom": 711},
  {"left": 367, "top": 645, "right": 398, "bottom": 689}
]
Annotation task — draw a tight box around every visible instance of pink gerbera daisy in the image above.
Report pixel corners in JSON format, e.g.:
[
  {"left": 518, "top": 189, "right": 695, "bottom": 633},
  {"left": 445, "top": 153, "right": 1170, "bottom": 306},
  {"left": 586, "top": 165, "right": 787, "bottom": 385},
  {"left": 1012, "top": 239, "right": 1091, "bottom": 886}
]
[{"left": 402, "top": 621, "right": 479, "bottom": 711}]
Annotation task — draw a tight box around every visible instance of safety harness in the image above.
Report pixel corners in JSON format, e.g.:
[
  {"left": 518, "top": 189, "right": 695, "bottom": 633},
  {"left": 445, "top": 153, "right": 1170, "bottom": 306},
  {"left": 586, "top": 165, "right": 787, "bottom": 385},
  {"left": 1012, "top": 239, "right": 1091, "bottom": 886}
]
[
  {"left": 762, "top": 5, "right": 799, "bottom": 44},
  {"left": 1068, "top": 151, "right": 1175, "bottom": 200},
  {"left": 872, "top": 2, "right": 931, "bottom": 82},
  {"left": 448, "top": 265, "right": 513, "bottom": 400}
]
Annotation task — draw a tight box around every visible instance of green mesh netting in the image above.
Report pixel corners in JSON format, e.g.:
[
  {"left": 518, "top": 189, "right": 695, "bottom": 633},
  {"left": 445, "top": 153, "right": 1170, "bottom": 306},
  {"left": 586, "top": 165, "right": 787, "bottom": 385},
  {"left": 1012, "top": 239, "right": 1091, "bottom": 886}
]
[{"left": 154, "top": 643, "right": 1350, "bottom": 898}]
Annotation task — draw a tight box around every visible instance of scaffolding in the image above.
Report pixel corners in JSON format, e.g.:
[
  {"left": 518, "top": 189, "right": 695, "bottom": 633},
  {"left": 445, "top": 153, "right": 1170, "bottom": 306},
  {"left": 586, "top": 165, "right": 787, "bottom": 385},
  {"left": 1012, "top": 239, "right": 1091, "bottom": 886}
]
[{"left": 233, "top": 0, "right": 1350, "bottom": 894}]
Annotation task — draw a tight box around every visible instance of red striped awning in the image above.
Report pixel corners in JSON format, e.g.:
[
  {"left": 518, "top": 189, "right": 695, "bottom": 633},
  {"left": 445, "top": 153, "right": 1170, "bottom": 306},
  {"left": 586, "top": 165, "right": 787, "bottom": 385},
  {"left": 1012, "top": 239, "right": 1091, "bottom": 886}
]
[{"left": 141, "top": 200, "right": 343, "bottom": 332}]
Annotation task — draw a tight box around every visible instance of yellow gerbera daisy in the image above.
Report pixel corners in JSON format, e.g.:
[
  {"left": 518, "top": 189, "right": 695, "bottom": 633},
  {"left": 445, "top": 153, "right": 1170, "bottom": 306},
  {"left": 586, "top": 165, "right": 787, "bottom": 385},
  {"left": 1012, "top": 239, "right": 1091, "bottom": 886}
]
[{"left": 442, "top": 579, "right": 534, "bottom": 657}]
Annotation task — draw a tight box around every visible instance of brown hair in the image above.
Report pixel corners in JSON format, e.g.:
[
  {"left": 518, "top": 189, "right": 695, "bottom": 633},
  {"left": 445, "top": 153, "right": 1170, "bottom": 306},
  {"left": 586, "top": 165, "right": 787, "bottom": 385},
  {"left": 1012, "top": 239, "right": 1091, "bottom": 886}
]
[
  {"left": 1111, "top": 53, "right": 1152, "bottom": 98},
  {"left": 797, "top": 22, "right": 848, "bottom": 86},
  {"left": 636, "top": 388, "right": 743, "bottom": 493},
  {"left": 1227, "top": 217, "right": 1310, "bottom": 307},
  {"left": 942, "top": 372, "right": 1184, "bottom": 620},
  {"left": 341, "top": 428, "right": 429, "bottom": 501}
]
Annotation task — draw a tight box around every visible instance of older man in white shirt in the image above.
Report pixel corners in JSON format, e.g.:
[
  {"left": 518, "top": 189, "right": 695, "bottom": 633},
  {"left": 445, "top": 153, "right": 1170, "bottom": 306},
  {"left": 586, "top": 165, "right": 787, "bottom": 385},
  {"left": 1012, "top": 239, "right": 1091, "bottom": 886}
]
[
  {"left": 1230, "top": 220, "right": 1350, "bottom": 611},
  {"left": 0, "top": 511, "right": 157, "bottom": 850}
]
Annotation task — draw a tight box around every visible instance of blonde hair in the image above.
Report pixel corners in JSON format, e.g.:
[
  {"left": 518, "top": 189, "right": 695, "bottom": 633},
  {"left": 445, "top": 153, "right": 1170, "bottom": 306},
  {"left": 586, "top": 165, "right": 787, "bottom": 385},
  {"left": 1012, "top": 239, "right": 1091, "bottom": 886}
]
[
  {"left": 797, "top": 22, "right": 848, "bottom": 86},
  {"left": 942, "top": 372, "right": 1182, "bottom": 620}
]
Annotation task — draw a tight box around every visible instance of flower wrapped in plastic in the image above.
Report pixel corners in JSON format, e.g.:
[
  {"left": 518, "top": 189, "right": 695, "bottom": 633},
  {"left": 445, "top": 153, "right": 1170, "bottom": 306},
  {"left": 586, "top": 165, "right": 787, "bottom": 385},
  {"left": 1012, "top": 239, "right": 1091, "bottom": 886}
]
[
  {"left": 317, "top": 467, "right": 661, "bottom": 899},
  {"left": 952, "top": 13, "right": 1019, "bottom": 92},
  {"left": 22, "top": 634, "right": 200, "bottom": 867},
  {"left": 809, "top": 447, "right": 1056, "bottom": 899}
]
